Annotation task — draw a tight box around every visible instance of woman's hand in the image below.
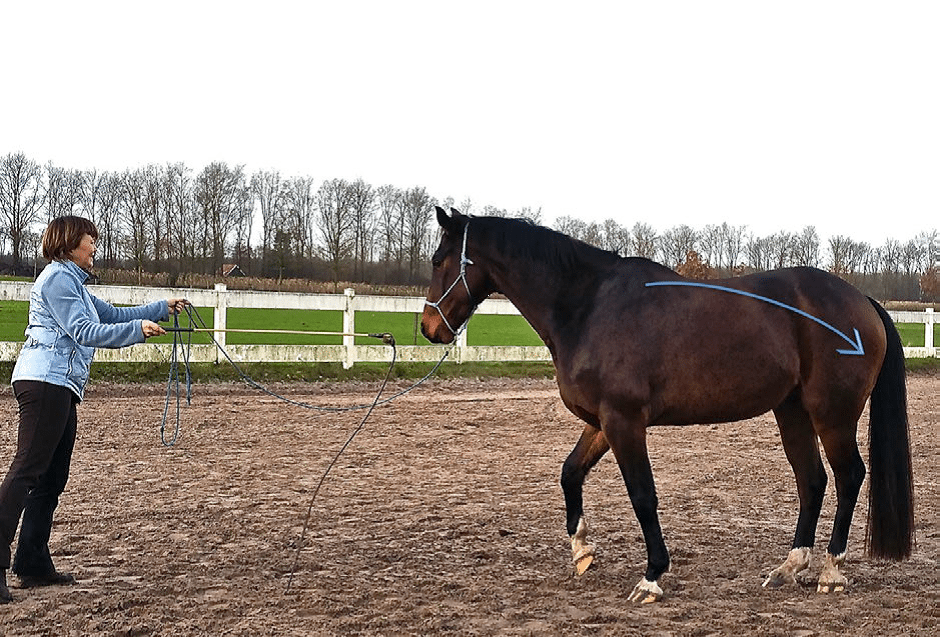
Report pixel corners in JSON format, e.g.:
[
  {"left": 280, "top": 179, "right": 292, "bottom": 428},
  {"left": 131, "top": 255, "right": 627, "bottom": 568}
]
[
  {"left": 167, "top": 298, "right": 190, "bottom": 315},
  {"left": 142, "top": 320, "right": 166, "bottom": 338}
]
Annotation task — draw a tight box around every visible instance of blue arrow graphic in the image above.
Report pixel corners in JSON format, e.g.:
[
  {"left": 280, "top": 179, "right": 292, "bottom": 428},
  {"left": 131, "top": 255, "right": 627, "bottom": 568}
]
[{"left": 644, "top": 281, "right": 865, "bottom": 356}]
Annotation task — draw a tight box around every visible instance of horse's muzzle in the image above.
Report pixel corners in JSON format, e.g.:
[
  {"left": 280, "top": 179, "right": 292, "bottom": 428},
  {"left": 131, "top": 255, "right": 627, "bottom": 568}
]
[{"left": 420, "top": 307, "right": 454, "bottom": 344}]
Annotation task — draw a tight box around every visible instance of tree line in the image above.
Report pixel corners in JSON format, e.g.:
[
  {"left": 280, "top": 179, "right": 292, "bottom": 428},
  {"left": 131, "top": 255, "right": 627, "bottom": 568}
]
[{"left": 1, "top": 151, "right": 937, "bottom": 300}]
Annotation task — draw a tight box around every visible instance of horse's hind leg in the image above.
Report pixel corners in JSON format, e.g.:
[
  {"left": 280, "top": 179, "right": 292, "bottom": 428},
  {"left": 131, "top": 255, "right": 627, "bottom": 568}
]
[
  {"left": 815, "top": 421, "right": 866, "bottom": 593},
  {"left": 764, "top": 397, "right": 827, "bottom": 589},
  {"left": 561, "top": 424, "right": 609, "bottom": 575}
]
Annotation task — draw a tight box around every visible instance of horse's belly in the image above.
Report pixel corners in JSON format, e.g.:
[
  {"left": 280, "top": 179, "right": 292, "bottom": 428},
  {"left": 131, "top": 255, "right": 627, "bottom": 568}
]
[
  {"left": 652, "top": 402, "right": 775, "bottom": 426},
  {"left": 650, "top": 363, "right": 796, "bottom": 426}
]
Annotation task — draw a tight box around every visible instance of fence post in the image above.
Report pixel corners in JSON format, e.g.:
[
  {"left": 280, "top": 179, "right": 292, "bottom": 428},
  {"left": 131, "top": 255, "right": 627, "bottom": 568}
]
[
  {"left": 455, "top": 321, "right": 469, "bottom": 363},
  {"left": 343, "top": 288, "right": 356, "bottom": 369},
  {"left": 214, "top": 283, "right": 227, "bottom": 363},
  {"left": 926, "top": 308, "right": 935, "bottom": 354}
]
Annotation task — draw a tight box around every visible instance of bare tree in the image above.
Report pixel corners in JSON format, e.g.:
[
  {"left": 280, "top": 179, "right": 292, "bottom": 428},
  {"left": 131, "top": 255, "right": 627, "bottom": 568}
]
[
  {"left": 697, "top": 224, "right": 722, "bottom": 268},
  {"left": 718, "top": 223, "right": 746, "bottom": 271},
  {"left": 230, "top": 188, "right": 255, "bottom": 269},
  {"left": 78, "top": 169, "right": 102, "bottom": 225},
  {"left": 553, "top": 215, "right": 588, "bottom": 240},
  {"left": 599, "top": 219, "right": 630, "bottom": 255},
  {"left": 631, "top": 222, "right": 659, "bottom": 260},
  {"left": 376, "top": 184, "right": 404, "bottom": 270},
  {"left": 250, "top": 169, "right": 286, "bottom": 268},
  {"left": 347, "top": 178, "right": 376, "bottom": 281},
  {"left": 120, "top": 167, "right": 156, "bottom": 279},
  {"left": 581, "top": 221, "right": 603, "bottom": 247},
  {"left": 900, "top": 238, "right": 925, "bottom": 278},
  {"left": 515, "top": 206, "right": 542, "bottom": 224},
  {"left": 661, "top": 225, "right": 698, "bottom": 268},
  {"left": 744, "top": 233, "right": 772, "bottom": 272},
  {"left": 481, "top": 204, "right": 509, "bottom": 217},
  {"left": 881, "top": 239, "right": 903, "bottom": 276},
  {"left": 828, "top": 235, "right": 868, "bottom": 277},
  {"left": 283, "top": 175, "right": 316, "bottom": 263},
  {"left": 791, "top": 226, "right": 820, "bottom": 267},
  {"left": 44, "top": 163, "right": 84, "bottom": 223},
  {"left": 399, "top": 186, "right": 436, "bottom": 281},
  {"left": 140, "top": 165, "right": 165, "bottom": 268},
  {"left": 922, "top": 230, "right": 940, "bottom": 267},
  {"left": 93, "top": 172, "right": 125, "bottom": 267},
  {"left": 0, "top": 152, "right": 44, "bottom": 266},
  {"left": 316, "top": 178, "right": 355, "bottom": 281},
  {"left": 164, "top": 163, "right": 197, "bottom": 274},
  {"left": 195, "top": 162, "right": 248, "bottom": 274},
  {"left": 767, "top": 231, "right": 795, "bottom": 269}
]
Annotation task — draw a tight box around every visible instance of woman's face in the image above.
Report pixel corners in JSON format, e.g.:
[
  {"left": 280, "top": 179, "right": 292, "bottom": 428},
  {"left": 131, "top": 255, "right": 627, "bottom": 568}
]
[{"left": 69, "top": 234, "right": 96, "bottom": 270}]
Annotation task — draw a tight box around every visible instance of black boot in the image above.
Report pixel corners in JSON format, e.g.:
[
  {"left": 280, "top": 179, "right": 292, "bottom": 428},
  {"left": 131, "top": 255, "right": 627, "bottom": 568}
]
[
  {"left": 12, "top": 494, "right": 58, "bottom": 577},
  {"left": 1, "top": 569, "right": 12, "bottom": 603},
  {"left": 16, "top": 571, "right": 75, "bottom": 588}
]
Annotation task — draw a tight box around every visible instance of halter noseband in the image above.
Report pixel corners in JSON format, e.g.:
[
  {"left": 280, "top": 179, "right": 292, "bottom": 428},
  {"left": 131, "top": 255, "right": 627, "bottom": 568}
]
[{"left": 425, "top": 221, "right": 477, "bottom": 337}]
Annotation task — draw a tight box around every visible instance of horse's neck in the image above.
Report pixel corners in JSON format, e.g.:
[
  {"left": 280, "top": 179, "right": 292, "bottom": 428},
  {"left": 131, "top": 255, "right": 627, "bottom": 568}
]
[{"left": 485, "top": 249, "right": 610, "bottom": 345}]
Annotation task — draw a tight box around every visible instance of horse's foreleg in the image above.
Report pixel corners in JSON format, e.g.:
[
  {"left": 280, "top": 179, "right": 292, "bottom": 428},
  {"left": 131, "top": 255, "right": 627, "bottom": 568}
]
[
  {"left": 603, "top": 412, "right": 668, "bottom": 603},
  {"left": 561, "top": 424, "right": 609, "bottom": 575}
]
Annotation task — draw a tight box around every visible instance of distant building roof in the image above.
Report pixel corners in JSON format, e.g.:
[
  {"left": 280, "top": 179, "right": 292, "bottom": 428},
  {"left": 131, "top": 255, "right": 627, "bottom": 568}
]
[{"left": 220, "top": 264, "right": 246, "bottom": 277}]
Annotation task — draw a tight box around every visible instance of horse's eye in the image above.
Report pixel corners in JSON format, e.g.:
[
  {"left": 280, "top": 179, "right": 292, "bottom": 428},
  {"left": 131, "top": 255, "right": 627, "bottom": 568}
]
[{"left": 432, "top": 257, "right": 444, "bottom": 268}]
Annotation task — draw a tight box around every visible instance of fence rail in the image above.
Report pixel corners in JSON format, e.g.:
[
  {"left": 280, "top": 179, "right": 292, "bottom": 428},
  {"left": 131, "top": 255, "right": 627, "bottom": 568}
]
[{"left": 0, "top": 282, "right": 936, "bottom": 365}]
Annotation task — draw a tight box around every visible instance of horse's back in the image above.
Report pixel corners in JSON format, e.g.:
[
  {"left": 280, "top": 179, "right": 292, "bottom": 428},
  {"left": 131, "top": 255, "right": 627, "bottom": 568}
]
[{"left": 566, "top": 264, "right": 886, "bottom": 426}]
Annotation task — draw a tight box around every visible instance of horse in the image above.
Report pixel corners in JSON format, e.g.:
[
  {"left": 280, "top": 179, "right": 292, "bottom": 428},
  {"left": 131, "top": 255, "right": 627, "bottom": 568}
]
[{"left": 421, "top": 207, "right": 914, "bottom": 603}]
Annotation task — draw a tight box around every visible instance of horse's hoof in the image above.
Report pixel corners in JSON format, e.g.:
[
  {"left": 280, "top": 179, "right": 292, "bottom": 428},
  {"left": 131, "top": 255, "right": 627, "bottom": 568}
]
[
  {"left": 574, "top": 554, "right": 594, "bottom": 575},
  {"left": 627, "top": 578, "right": 663, "bottom": 604},
  {"left": 816, "top": 552, "right": 847, "bottom": 594},
  {"left": 762, "top": 548, "right": 811, "bottom": 589},
  {"left": 762, "top": 571, "right": 795, "bottom": 589},
  {"left": 571, "top": 542, "right": 596, "bottom": 576}
]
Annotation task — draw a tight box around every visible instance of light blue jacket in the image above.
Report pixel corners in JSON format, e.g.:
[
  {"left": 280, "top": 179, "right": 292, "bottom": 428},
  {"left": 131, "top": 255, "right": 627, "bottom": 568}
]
[{"left": 11, "top": 260, "right": 169, "bottom": 400}]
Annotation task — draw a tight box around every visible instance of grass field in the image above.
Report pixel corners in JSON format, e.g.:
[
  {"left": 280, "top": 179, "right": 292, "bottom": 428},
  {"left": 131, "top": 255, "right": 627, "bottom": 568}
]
[
  {"left": 1, "top": 301, "right": 936, "bottom": 346},
  {"left": 0, "top": 301, "right": 936, "bottom": 379},
  {"left": 0, "top": 303, "right": 545, "bottom": 347}
]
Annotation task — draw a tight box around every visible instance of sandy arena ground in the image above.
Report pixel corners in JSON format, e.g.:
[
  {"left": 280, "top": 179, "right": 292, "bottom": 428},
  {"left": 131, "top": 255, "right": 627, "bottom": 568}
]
[{"left": 0, "top": 373, "right": 937, "bottom": 636}]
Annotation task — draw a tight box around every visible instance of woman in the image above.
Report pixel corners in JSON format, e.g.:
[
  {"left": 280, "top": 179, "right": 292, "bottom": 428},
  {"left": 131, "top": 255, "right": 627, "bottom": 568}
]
[{"left": 0, "top": 215, "right": 187, "bottom": 603}]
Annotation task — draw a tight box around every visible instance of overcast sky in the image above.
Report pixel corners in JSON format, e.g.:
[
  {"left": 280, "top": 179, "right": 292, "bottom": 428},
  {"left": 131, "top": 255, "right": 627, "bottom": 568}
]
[{"left": 2, "top": 1, "right": 937, "bottom": 246}]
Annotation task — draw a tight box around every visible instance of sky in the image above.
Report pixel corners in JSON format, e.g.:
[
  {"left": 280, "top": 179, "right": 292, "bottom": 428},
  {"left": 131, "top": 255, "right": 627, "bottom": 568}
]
[{"left": 2, "top": 1, "right": 938, "bottom": 247}]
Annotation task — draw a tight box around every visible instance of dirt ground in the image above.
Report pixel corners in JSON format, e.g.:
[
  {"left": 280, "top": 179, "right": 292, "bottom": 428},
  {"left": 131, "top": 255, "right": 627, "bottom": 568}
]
[{"left": 0, "top": 372, "right": 937, "bottom": 636}]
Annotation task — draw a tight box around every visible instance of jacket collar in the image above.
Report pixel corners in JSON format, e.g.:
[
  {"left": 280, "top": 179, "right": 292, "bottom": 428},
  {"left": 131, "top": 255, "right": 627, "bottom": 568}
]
[{"left": 56, "top": 259, "right": 91, "bottom": 283}]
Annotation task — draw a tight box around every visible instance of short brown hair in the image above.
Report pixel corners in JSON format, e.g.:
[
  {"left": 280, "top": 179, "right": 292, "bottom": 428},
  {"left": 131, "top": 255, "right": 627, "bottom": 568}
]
[{"left": 42, "top": 215, "right": 99, "bottom": 261}]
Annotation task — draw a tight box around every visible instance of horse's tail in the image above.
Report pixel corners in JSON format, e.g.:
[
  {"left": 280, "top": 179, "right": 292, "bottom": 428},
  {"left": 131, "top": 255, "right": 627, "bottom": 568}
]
[{"left": 865, "top": 297, "right": 914, "bottom": 560}]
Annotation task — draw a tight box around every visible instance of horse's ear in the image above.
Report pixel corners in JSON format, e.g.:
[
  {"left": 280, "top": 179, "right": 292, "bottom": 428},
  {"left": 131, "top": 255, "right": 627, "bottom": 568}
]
[
  {"left": 435, "top": 206, "right": 450, "bottom": 230},
  {"left": 436, "top": 206, "right": 465, "bottom": 234}
]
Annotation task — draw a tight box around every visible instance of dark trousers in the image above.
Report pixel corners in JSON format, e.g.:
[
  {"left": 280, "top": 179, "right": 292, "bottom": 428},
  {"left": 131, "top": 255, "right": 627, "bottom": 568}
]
[{"left": 0, "top": 381, "right": 77, "bottom": 574}]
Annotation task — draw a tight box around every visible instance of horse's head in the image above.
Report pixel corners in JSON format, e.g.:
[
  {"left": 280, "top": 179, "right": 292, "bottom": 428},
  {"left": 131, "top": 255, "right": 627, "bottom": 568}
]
[{"left": 421, "top": 207, "right": 492, "bottom": 344}]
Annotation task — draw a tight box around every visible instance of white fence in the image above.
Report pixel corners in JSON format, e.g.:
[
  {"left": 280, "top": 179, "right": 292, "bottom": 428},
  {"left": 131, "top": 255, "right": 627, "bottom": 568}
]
[
  {"left": 0, "top": 282, "right": 936, "bottom": 366},
  {"left": 0, "top": 282, "right": 551, "bottom": 368}
]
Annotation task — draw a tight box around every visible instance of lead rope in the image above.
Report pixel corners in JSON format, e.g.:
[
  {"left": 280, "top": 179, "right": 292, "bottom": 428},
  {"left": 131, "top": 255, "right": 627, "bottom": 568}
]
[
  {"left": 160, "top": 311, "right": 192, "bottom": 446},
  {"left": 157, "top": 304, "right": 467, "bottom": 591},
  {"left": 158, "top": 304, "right": 462, "bottom": 433},
  {"left": 285, "top": 334, "right": 397, "bottom": 593}
]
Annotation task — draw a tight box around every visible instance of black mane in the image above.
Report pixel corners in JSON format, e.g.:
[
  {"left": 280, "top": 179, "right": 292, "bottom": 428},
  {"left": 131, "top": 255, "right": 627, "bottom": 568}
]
[{"left": 471, "top": 215, "right": 621, "bottom": 272}]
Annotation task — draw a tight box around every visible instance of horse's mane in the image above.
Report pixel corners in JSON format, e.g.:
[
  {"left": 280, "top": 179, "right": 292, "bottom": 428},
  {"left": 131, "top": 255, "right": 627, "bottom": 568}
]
[{"left": 472, "top": 215, "right": 622, "bottom": 272}]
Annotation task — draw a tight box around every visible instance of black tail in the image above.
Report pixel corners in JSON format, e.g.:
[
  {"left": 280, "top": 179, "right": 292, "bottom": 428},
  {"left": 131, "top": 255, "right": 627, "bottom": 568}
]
[{"left": 865, "top": 298, "right": 915, "bottom": 560}]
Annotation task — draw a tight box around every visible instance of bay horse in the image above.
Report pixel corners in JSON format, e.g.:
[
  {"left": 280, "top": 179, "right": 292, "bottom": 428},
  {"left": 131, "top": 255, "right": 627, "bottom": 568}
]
[{"left": 421, "top": 208, "right": 914, "bottom": 603}]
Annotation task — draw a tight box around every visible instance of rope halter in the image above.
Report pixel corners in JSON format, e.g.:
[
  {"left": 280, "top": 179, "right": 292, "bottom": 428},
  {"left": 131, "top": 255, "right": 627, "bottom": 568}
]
[{"left": 424, "top": 221, "right": 477, "bottom": 337}]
